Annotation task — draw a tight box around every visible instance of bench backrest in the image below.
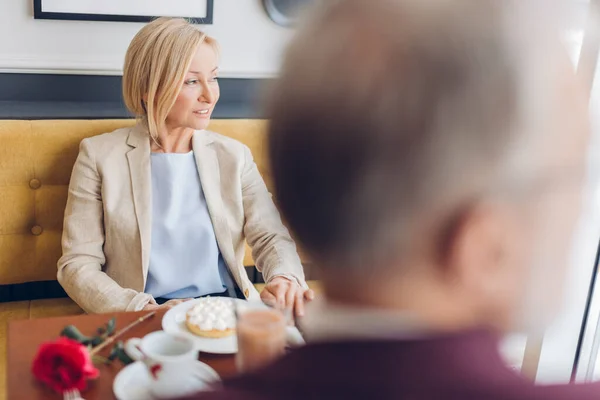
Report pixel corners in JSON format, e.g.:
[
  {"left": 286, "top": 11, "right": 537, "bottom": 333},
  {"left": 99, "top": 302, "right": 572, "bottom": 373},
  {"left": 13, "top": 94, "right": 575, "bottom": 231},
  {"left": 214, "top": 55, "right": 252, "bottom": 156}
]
[{"left": 0, "top": 119, "right": 271, "bottom": 285}]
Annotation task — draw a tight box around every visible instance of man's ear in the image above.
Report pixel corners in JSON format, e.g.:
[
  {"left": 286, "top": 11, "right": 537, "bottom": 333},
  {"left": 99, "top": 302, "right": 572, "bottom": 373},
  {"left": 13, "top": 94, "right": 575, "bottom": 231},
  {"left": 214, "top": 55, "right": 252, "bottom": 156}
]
[{"left": 440, "top": 201, "right": 515, "bottom": 293}]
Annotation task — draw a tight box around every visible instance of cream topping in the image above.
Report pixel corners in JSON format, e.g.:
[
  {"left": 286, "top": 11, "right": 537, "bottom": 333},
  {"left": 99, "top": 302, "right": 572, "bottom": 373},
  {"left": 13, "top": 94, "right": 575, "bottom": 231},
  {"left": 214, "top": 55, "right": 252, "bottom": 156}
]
[{"left": 187, "top": 297, "right": 236, "bottom": 331}]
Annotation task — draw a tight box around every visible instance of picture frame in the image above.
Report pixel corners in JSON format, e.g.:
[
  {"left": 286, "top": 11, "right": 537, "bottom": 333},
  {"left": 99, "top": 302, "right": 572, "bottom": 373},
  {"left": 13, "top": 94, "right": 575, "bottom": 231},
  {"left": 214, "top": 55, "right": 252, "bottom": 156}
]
[{"left": 33, "top": 0, "right": 214, "bottom": 24}]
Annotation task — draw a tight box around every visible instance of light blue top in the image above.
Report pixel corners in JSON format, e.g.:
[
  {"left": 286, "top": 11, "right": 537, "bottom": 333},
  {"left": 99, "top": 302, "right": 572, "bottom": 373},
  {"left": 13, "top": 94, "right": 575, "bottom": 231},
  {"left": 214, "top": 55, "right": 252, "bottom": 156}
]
[{"left": 145, "top": 151, "right": 234, "bottom": 299}]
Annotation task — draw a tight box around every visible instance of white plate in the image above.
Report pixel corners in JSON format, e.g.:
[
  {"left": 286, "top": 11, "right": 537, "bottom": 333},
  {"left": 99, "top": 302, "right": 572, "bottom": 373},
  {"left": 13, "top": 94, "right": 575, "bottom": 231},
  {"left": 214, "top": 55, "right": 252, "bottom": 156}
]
[
  {"left": 162, "top": 298, "right": 248, "bottom": 354},
  {"left": 113, "top": 360, "right": 220, "bottom": 400},
  {"left": 162, "top": 298, "right": 306, "bottom": 354}
]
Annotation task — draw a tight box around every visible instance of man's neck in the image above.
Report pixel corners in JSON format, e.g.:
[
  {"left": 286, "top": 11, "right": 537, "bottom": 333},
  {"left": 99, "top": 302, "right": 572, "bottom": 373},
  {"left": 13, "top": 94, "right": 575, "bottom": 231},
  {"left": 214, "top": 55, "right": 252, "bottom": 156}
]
[{"left": 320, "top": 273, "right": 490, "bottom": 334}]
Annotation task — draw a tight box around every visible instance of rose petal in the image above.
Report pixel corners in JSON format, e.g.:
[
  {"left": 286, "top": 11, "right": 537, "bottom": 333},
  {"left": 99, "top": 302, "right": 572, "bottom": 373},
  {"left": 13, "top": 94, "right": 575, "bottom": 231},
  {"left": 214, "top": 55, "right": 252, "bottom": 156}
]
[{"left": 32, "top": 337, "right": 97, "bottom": 393}]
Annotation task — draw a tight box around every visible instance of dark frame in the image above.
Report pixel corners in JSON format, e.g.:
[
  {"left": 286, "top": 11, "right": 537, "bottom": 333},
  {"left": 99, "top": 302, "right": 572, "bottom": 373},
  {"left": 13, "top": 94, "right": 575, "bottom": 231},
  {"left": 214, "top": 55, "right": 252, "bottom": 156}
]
[
  {"left": 0, "top": 74, "right": 268, "bottom": 120},
  {"left": 33, "top": 0, "right": 214, "bottom": 24}
]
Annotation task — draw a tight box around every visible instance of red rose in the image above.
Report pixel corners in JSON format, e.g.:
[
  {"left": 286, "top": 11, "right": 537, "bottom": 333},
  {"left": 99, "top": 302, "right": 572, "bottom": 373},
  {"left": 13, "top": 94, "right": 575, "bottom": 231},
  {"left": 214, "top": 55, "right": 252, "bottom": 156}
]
[{"left": 31, "top": 337, "right": 99, "bottom": 393}]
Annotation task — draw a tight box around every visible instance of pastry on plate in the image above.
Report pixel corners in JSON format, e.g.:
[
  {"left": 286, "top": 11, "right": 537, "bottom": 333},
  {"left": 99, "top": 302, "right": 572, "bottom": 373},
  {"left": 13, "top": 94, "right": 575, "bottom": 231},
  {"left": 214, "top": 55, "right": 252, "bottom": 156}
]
[{"left": 185, "top": 297, "right": 236, "bottom": 338}]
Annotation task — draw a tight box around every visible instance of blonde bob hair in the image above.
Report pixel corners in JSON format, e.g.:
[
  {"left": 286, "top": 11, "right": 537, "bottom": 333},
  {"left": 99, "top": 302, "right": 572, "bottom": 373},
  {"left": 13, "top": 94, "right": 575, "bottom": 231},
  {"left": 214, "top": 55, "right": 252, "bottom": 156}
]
[{"left": 123, "top": 17, "right": 219, "bottom": 143}]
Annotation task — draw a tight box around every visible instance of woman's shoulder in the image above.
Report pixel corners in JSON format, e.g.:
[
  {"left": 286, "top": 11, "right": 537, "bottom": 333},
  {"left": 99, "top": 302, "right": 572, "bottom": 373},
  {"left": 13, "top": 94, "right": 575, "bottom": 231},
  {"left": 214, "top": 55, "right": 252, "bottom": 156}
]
[
  {"left": 203, "top": 130, "right": 245, "bottom": 146},
  {"left": 201, "top": 130, "right": 250, "bottom": 155},
  {"left": 79, "top": 126, "right": 137, "bottom": 157},
  {"left": 82, "top": 126, "right": 134, "bottom": 147}
]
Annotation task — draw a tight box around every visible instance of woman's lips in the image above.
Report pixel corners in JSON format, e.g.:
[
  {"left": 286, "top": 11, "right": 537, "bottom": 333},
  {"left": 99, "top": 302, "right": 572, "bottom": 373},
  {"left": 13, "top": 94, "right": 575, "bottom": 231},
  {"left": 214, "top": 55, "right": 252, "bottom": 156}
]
[{"left": 193, "top": 109, "right": 211, "bottom": 118}]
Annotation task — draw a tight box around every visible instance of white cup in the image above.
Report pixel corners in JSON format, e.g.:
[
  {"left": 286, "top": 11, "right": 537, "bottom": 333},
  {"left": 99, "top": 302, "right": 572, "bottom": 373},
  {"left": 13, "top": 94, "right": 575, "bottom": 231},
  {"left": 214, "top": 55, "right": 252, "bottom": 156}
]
[{"left": 125, "top": 331, "right": 203, "bottom": 398}]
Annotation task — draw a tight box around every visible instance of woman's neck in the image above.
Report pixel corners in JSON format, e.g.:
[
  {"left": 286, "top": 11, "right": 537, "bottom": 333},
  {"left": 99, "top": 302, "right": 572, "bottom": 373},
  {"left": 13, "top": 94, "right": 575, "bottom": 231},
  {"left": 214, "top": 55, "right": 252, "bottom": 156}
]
[{"left": 152, "top": 126, "right": 195, "bottom": 153}]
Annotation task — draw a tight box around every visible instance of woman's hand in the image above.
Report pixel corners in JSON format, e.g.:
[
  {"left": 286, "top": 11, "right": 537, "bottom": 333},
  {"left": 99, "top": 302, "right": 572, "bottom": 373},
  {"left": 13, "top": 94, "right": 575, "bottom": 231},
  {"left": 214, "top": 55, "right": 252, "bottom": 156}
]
[
  {"left": 260, "top": 277, "right": 315, "bottom": 317},
  {"left": 142, "top": 298, "right": 192, "bottom": 311}
]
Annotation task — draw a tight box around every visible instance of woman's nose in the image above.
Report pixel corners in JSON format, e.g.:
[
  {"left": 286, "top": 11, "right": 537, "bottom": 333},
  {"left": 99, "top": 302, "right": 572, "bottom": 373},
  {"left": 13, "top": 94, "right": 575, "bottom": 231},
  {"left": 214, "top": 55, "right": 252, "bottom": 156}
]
[{"left": 199, "top": 83, "right": 215, "bottom": 104}]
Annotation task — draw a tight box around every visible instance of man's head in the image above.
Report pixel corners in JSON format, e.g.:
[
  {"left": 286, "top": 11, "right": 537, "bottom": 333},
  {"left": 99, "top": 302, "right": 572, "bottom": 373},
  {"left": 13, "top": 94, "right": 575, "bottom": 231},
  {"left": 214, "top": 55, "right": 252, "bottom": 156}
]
[{"left": 268, "top": 0, "right": 590, "bottom": 333}]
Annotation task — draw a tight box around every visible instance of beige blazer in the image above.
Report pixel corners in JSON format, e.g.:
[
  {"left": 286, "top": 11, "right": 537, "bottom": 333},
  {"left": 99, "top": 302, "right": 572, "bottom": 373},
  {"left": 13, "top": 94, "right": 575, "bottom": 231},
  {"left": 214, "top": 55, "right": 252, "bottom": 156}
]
[{"left": 58, "top": 124, "right": 306, "bottom": 314}]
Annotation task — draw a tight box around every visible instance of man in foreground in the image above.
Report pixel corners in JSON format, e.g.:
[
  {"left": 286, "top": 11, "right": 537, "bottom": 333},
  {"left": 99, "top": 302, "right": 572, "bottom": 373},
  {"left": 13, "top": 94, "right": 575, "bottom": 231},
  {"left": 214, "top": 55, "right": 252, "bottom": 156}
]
[{"left": 189, "top": 0, "right": 600, "bottom": 398}]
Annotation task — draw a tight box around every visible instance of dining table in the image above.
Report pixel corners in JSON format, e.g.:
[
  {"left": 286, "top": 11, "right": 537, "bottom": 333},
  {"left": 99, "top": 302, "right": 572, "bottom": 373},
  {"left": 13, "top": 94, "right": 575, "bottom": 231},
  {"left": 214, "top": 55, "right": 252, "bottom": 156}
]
[{"left": 7, "top": 310, "right": 237, "bottom": 399}]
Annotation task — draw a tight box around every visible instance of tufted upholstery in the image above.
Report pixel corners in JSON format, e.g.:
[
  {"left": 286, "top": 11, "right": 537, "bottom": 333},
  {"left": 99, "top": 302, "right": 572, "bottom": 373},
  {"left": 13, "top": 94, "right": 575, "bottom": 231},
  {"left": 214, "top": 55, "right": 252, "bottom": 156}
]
[{"left": 0, "top": 119, "right": 277, "bottom": 286}]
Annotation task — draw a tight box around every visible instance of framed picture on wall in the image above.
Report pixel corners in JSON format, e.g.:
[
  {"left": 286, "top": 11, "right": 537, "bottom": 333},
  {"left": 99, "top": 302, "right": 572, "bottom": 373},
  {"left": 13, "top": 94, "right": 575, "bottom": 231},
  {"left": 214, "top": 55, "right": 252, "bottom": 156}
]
[{"left": 33, "top": 0, "right": 214, "bottom": 24}]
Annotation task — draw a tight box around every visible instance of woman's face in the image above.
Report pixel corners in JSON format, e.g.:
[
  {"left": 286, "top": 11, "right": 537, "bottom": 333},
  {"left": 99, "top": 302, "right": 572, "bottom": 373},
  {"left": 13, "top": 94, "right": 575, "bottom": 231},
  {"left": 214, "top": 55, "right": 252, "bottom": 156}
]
[{"left": 166, "top": 42, "right": 220, "bottom": 131}]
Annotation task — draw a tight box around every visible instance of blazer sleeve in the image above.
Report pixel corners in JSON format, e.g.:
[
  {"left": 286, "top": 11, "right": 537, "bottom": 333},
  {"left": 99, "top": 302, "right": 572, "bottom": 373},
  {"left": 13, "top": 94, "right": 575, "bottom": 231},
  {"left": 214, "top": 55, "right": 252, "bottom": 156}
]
[
  {"left": 240, "top": 145, "right": 308, "bottom": 288},
  {"left": 57, "top": 139, "right": 155, "bottom": 313}
]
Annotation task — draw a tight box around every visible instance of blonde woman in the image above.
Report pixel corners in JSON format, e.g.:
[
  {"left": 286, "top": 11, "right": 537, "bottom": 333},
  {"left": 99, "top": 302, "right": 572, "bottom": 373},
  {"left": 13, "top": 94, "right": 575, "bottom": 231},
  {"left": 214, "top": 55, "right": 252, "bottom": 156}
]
[{"left": 58, "top": 18, "right": 312, "bottom": 314}]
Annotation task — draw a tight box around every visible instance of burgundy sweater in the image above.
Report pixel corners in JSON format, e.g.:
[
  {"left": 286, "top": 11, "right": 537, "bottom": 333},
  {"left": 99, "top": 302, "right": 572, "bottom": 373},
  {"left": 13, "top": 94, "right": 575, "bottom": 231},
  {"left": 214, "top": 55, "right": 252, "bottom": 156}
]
[{"left": 184, "top": 330, "right": 600, "bottom": 400}]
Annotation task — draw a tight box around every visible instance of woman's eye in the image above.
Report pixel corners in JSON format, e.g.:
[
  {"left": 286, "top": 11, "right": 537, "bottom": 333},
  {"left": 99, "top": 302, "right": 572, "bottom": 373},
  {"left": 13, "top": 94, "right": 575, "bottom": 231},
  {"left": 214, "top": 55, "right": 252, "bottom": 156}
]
[
  {"left": 185, "top": 79, "right": 199, "bottom": 85},
  {"left": 210, "top": 77, "right": 219, "bottom": 83}
]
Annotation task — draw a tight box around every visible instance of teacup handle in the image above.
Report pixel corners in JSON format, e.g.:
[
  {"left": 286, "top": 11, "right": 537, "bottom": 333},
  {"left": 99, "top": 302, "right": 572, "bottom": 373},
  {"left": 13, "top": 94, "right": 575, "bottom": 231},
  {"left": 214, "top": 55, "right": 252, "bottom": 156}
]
[{"left": 124, "top": 338, "right": 145, "bottom": 361}]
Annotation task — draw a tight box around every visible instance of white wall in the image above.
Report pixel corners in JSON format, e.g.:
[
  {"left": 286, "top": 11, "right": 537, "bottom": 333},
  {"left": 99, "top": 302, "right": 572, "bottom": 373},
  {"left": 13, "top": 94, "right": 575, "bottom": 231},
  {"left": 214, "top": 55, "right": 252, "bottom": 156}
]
[{"left": 0, "top": 0, "right": 292, "bottom": 77}]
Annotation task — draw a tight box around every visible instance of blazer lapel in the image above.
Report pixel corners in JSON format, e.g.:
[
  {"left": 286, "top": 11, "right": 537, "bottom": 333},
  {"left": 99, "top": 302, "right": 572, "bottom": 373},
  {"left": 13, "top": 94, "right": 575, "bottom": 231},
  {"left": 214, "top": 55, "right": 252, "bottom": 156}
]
[
  {"left": 193, "top": 132, "right": 240, "bottom": 283},
  {"left": 126, "top": 125, "right": 152, "bottom": 284}
]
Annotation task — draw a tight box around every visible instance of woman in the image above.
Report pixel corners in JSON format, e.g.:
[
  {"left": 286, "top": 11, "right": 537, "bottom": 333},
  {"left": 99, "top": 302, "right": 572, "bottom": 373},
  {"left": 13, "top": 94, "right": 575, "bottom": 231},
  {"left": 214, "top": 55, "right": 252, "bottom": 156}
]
[{"left": 57, "top": 17, "right": 312, "bottom": 314}]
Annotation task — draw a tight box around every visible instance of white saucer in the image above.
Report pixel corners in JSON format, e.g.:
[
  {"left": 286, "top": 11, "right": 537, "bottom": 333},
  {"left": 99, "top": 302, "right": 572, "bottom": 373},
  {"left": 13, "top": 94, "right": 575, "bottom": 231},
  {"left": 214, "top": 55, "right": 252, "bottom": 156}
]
[{"left": 113, "top": 361, "right": 220, "bottom": 400}]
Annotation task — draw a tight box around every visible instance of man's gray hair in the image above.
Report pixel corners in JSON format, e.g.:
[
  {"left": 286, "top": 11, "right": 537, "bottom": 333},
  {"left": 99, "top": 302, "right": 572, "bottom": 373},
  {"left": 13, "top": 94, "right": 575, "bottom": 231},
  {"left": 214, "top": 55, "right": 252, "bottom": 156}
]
[{"left": 268, "top": 0, "right": 570, "bottom": 270}]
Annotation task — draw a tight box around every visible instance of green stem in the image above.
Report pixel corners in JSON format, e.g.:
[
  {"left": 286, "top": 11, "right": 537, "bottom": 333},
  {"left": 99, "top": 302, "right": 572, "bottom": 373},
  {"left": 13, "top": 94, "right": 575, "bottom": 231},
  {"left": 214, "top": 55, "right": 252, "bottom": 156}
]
[{"left": 92, "top": 355, "right": 111, "bottom": 365}]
